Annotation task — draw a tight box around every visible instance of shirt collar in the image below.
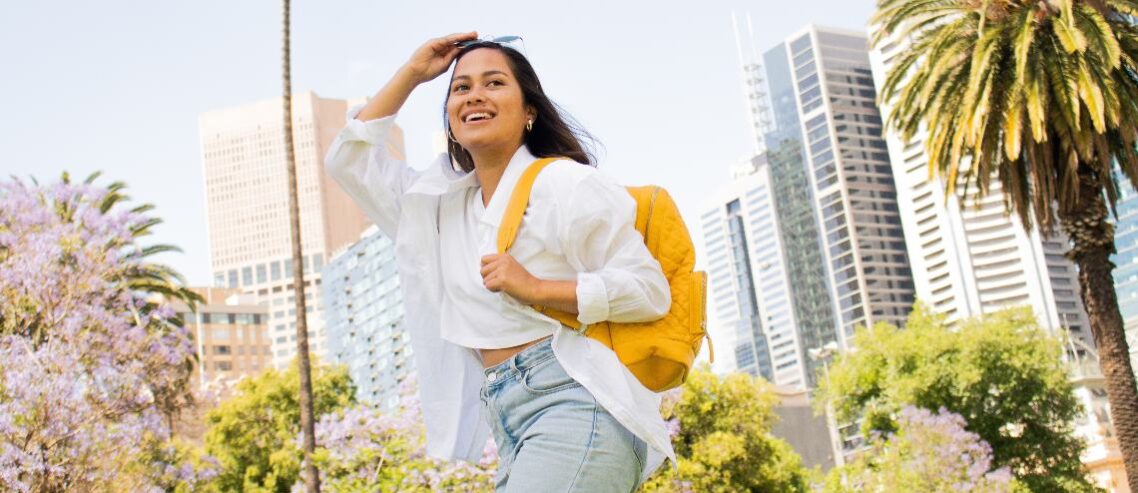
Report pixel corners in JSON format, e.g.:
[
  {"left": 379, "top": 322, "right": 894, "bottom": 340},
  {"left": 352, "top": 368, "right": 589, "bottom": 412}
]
[
  {"left": 403, "top": 146, "right": 540, "bottom": 228},
  {"left": 479, "top": 146, "right": 539, "bottom": 228}
]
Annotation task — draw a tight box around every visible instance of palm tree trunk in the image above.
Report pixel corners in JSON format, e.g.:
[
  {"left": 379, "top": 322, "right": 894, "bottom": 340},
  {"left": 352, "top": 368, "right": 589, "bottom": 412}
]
[
  {"left": 281, "top": 1, "right": 320, "bottom": 491},
  {"left": 1064, "top": 167, "right": 1138, "bottom": 488}
]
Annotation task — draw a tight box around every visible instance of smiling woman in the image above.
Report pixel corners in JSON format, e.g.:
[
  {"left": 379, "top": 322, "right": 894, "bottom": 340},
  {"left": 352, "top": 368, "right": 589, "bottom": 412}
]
[
  {"left": 442, "top": 41, "right": 595, "bottom": 175},
  {"left": 325, "top": 32, "right": 675, "bottom": 492}
]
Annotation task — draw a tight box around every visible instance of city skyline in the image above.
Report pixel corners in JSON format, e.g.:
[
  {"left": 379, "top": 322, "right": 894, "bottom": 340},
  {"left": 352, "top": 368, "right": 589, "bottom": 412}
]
[
  {"left": 702, "top": 25, "right": 916, "bottom": 388},
  {"left": 3, "top": 3, "right": 1135, "bottom": 490},
  {"left": 200, "top": 92, "right": 371, "bottom": 368},
  {"left": 0, "top": 1, "right": 878, "bottom": 286}
]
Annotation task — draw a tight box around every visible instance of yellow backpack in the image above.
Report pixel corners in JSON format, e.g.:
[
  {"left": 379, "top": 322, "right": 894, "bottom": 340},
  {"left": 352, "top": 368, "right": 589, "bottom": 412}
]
[{"left": 497, "top": 157, "right": 713, "bottom": 392}]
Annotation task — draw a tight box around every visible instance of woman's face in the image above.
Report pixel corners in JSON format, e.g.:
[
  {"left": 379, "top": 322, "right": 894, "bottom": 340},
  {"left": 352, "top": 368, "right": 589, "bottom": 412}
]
[{"left": 447, "top": 48, "right": 533, "bottom": 158}]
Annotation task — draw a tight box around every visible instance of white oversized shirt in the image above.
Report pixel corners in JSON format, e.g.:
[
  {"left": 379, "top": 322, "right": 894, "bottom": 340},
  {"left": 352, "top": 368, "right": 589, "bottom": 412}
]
[{"left": 324, "top": 105, "right": 677, "bottom": 482}]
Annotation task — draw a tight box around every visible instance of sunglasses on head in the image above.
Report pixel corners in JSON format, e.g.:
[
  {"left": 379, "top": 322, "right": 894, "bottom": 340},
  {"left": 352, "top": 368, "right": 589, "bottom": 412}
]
[{"left": 455, "top": 35, "right": 526, "bottom": 56}]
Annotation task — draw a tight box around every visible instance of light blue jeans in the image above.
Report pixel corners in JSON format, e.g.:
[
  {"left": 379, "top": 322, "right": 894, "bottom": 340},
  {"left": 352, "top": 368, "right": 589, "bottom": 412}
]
[{"left": 479, "top": 337, "right": 648, "bottom": 492}]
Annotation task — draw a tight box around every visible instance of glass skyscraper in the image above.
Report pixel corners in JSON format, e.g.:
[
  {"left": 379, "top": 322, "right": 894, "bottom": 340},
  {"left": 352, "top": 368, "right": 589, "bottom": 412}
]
[
  {"left": 1111, "top": 173, "right": 1138, "bottom": 372},
  {"left": 762, "top": 40, "right": 840, "bottom": 386},
  {"left": 701, "top": 34, "right": 841, "bottom": 387}
]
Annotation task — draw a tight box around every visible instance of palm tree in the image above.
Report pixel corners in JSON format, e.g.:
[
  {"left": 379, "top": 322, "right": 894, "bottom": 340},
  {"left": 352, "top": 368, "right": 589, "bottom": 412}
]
[
  {"left": 281, "top": 1, "right": 320, "bottom": 491},
  {"left": 872, "top": 0, "right": 1138, "bottom": 486}
]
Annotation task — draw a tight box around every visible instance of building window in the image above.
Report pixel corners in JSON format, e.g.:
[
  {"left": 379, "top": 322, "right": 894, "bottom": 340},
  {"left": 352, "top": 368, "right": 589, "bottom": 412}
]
[
  {"left": 215, "top": 345, "right": 231, "bottom": 355},
  {"left": 271, "top": 261, "right": 282, "bottom": 281},
  {"left": 242, "top": 267, "right": 253, "bottom": 286},
  {"left": 217, "top": 361, "right": 233, "bottom": 371},
  {"left": 256, "top": 264, "right": 267, "bottom": 284},
  {"left": 213, "top": 328, "right": 230, "bottom": 340}
]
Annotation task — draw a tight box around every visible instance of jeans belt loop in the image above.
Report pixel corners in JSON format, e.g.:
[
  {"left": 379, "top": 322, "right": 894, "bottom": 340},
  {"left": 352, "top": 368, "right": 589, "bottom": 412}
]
[{"left": 510, "top": 352, "right": 522, "bottom": 377}]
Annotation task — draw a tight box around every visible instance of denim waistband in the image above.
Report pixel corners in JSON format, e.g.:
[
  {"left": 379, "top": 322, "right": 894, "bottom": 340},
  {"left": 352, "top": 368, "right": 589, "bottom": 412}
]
[{"left": 482, "top": 336, "right": 554, "bottom": 383}]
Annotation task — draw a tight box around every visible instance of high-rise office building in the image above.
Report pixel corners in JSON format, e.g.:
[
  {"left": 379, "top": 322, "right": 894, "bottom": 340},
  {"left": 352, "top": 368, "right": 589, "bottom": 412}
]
[
  {"left": 702, "top": 161, "right": 783, "bottom": 382},
  {"left": 701, "top": 152, "right": 838, "bottom": 387},
  {"left": 199, "top": 91, "right": 375, "bottom": 368},
  {"left": 322, "top": 226, "right": 412, "bottom": 412},
  {"left": 785, "top": 25, "right": 916, "bottom": 341},
  {"left": 701, "top": 23, "right": 844, "bottom": 386},
  {"left": 869, "top": 29, "right": 1093, "bottom": 349},
  {"left": 171, "top": 288, "right": 272, "bottom": 392}
]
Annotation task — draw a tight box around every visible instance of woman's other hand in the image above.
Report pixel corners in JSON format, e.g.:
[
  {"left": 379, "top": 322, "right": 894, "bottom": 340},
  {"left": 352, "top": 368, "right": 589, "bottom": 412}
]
[
  {"left": 404, "top": 32, "right": 479, "bottom": 85},
  {"left": 480, "top": 253, "right": 539, "bottom": 301},
  {"left": 480, "top": 254, "right": 579, "bottom": 314}
]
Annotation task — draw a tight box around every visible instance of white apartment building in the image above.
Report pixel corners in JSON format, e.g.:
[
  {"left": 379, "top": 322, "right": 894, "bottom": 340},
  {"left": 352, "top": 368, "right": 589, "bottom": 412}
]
[{"left": 868, "top": 31, "right": 1093, "bottom": 348}]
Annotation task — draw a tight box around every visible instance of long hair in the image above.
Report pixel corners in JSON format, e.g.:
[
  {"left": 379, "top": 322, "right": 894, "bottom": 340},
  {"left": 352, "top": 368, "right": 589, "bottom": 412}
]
[{"left": 444, "top": 42, "right": 598, "bottom": 173}]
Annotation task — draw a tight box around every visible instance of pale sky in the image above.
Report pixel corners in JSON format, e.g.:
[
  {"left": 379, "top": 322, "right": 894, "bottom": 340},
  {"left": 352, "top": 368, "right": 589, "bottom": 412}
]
[{"left": 0, "top": 0, "right": 876, "bottom": 286}]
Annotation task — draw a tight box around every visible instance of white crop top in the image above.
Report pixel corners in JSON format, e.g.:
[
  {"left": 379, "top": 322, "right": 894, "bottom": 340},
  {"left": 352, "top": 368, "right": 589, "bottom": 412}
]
[{"left": 432, "top": 145, "right": 669, "bottom": 349}]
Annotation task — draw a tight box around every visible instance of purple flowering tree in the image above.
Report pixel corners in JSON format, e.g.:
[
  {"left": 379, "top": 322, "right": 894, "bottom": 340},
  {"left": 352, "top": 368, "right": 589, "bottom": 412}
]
[
  {"left": 0, "top": 174, "right": 213, "bottom": 492},
  {"left": 824, "top": 407, "right": 1017, "bottom": 493},
  {"left": 302, "top": 377, "right": 496, "bottom": 492}
]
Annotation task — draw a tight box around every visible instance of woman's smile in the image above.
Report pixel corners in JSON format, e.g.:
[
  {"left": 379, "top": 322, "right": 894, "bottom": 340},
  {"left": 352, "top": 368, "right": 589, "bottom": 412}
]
[{"left": 461, "top": 110, "right": 496, "bottom": 124}]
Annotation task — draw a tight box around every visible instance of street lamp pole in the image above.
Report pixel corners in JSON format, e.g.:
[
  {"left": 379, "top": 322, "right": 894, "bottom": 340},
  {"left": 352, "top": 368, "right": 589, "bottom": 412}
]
[{"left": 808, "top": 342, "right": 844, "bottom": 467}]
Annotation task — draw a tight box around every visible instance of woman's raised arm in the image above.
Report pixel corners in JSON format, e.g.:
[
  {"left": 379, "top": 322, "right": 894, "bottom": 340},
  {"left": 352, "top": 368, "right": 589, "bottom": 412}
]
[
  {"left": 356, "top": 31, "right": 478, "bottom": 121},
  {"left": 325, "top": 32, "right": 478, "bottom": 238}
]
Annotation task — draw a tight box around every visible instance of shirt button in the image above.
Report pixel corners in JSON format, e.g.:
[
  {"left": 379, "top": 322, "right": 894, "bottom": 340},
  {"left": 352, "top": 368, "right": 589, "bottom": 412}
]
[{"left": 487, "top": 372, "right": 497, "bottom": 382}]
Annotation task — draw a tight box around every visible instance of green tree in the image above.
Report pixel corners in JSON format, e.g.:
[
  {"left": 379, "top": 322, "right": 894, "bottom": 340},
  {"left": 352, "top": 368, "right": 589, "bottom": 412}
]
[
  {"left": 872, "top": 0, "right": 1138, "bottom": 483},
  {"left": 818, "top": 306, "right": 1097, "bottom": 492},
  {"left": 203, "top": 361, "right": 355, "bottom": 493},
  {"left": 641, "top": 368, "right": 811, "bottom": 493}
]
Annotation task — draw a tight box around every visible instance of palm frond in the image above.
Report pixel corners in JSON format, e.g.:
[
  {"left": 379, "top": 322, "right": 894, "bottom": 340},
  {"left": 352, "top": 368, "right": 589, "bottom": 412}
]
[
  {"left": 82, "top": 171, "right": 103, "bottom": 185},
  {"left": 130, "top": 217, "right": 163, "bottom": 237},
  {"left": 139, "top": 244, "right": 182, "bottom": 258}
]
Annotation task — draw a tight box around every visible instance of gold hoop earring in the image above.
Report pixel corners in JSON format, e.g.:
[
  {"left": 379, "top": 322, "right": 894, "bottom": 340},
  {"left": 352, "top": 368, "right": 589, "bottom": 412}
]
[{"left": 526, "top": 119, "right": 533, "bottom": 131}]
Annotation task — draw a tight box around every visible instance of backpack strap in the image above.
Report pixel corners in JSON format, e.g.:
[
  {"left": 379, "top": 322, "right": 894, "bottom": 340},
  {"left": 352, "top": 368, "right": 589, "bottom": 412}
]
[
  {"left": 496, "top": 157, "right": 560, "bottom": 254},
  {"left": 496, "top": 157, "right": 587, "bottom": 331}
]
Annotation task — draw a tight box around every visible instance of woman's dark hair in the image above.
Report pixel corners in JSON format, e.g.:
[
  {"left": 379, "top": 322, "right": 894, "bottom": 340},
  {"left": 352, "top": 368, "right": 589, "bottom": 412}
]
[{"left": 444, "top": 42, "right": 598, "bottom": 173}]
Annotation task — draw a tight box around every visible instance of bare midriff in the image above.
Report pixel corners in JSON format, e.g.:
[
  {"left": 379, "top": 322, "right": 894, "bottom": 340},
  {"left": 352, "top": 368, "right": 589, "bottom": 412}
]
[{"left": 479, "top": 335, "right": 552, "bottom": 369}]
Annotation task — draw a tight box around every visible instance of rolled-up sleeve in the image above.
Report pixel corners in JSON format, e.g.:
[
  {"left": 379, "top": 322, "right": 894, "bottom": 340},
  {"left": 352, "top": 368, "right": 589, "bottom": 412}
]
[
  {"left": 557, "top": 172, "right": 671, "bottom": 325},
  {"left": 323, "top": 104, "right": 420, "bottom": 239}
]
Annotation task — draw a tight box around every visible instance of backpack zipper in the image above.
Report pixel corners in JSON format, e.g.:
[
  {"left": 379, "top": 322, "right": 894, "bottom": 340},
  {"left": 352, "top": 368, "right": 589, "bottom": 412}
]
[{"left": 642, "top": 186, "right": 661, "bottom": 242}]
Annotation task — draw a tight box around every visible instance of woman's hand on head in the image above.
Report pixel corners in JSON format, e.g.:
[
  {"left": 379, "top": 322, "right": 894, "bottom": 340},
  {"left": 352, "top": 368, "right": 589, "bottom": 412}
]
[{"left": 403, "top": 32, "right": 479, "bottom": 85}]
